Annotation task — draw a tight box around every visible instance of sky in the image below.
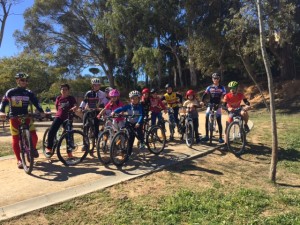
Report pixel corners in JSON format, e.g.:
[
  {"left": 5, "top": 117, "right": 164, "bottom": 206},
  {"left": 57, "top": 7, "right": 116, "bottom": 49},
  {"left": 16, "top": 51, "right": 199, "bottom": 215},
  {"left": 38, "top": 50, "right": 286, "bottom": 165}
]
[{"left": 0, "top": 0, "right": 34, "bottom": 58}]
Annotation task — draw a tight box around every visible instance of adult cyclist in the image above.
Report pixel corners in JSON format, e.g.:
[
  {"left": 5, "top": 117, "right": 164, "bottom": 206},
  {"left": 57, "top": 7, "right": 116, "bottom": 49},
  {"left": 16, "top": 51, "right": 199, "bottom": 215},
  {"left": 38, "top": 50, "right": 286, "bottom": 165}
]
[
  {"left": 79, "top": 78, "right": 108, "bottom": 139},
  {"left": 0, "top": 73, "right": 44, "bottom": 169},
  {"left": 200, "top": 73, "right": 226, "bottom": 143}
]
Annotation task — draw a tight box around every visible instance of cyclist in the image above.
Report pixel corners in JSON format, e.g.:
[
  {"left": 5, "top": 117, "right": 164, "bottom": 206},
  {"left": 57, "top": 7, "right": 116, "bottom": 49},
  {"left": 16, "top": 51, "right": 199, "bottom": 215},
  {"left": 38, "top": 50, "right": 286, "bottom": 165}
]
[
  {"left": 223, "top": 81, "right": 251, "bottom": 132},
  {"left": 183, "top": 90, "right": 201, "bottom": 143},
  {"left": 79, "top": 78, "right": 108, "bottom": 138},
  {"left": 161, "top": 83, "right": 183, "bottom": 140},
  {"left": 149, "top": 88, "right": 167, "bottom": 126},
  {"left": 141, "top": 88, "right": 151, "bottom": 119},
  {"left": 0, "top": 73, "right": 44, "bottom": 169},
  {"left": 104, "top": 86, "right": 113, "bottom": 101},
  {"left": 97, "top": 89, "right": 125, "bottom": 130},
  {"left": 200, "top": 73, "right": 226, "bottom": 143},
  {"left": 45, "top": 84, "right": 77, "bottom": 157},
  {"left": 111, "top": 90, "right": 144, "bottom": 158}
]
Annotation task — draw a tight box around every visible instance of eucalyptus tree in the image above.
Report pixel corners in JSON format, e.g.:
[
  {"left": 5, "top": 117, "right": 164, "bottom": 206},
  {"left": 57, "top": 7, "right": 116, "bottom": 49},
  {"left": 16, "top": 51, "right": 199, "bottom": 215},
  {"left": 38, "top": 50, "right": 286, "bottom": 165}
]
[{"left": 14, "top": 0, "right": 117, "bottom": 87}]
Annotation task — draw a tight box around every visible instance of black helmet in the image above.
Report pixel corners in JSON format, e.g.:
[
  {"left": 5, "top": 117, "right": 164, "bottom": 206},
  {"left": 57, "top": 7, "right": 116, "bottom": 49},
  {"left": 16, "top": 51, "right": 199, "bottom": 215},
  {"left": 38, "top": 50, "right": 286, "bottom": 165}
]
[
  {"left": 150, "top": 88, "right": 156, "bottom": 93},
  {"left": 15, "top": 73, "right": 29, "bottom": 79},
  {"left": 165, "top": 83, "right": 172, "bottom": 89},
  {"left": 212, "top": 73, "right": 220, "bottom": 79}
]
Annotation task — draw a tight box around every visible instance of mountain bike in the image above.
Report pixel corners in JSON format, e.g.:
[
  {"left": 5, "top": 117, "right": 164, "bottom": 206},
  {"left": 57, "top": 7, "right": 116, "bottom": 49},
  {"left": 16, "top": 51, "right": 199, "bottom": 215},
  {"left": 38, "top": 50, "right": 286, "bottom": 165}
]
[
  {"left": 226, "top": 107, "right": 248, "bottom": 156},
  {"left": 96, "top": 115, "right": 122, "bottom": 165},
  {"left": 165, "top": 108, "right": 176, "bottom": 141},
  {"left": 110, "top": 115, "right": 166, "bottom": 166},
  {"left": 207, "top": 103, "right": 219, "bottom": 145},
  {"left": 178, "top": 106, "right": 197, "bottom": 148},
  {"left": 83, "top": 109, "right": 99, "bottom": 156},
  {"left": 16, "top": 114, "right": 37, "bottom": 174},
  {"left": 42, "top": 112, "right": 89, "bottom": 166}
]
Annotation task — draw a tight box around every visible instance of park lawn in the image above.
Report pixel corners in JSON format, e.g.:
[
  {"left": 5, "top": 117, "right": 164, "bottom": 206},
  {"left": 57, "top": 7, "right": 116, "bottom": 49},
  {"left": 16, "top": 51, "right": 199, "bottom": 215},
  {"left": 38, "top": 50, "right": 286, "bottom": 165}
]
[{"left": 2, "top": 109, "right": 300, "bottom": 225}]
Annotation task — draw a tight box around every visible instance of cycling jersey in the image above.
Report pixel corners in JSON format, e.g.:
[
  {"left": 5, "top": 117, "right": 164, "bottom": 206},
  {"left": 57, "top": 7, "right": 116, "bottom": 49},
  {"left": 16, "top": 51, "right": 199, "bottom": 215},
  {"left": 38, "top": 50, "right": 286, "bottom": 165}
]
[
  {"left": 161, "top": 92, "right": 182, "bottom": 108},
  {"left": 55, "top": 95, "right": 77, "bottom": 121},
  {"left": 224, "top": 92, "right": 246, "bottom": 109},
  {"left": 0, "top": 87, "right": 44, "bottom": 117},
  {"left": 104, "top": 100, "right": 124, "bottom": 122},
  {"left": 80, "top": 90, "right": 108, "bottom": 109},
  {"left": 114, "top": 103, "right": 144, "bottom": 124},
  {"left": 183, "top": 99, "right": 199, "bottom": 119},
  {"left": 201, "top": 85, "right": 226, "bottom": 104}
]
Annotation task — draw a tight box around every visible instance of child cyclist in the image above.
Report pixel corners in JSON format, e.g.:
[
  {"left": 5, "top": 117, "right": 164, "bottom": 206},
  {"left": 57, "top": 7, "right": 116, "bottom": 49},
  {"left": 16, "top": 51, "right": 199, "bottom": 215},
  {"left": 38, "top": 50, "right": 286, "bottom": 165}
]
[
  {"left": 161, "top": 83, "right": 183, "bottom": 140},
  {"left": 45, "top": 84, "right": 77, "bottom": 157},
  {"left": 149, "top": 88, "right": 167, "bottom": 126},
  {"left": 141, "top": 88, "right": 151, "bottom": 119},
  {"left": 97, "top": 89, "right": 124, "bottom": 131},
  {"left": 111, "top": 90, "right": 144, "bottom": 159},
  {"left": 183, "top": 90, "right": 201, "bottom": 143}
]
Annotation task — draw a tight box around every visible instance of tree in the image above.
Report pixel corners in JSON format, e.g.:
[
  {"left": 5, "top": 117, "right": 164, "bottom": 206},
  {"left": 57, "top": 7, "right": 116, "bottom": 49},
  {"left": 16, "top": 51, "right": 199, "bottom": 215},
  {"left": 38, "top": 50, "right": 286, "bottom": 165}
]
[
  {"left": 0, "top": 0, "right": 13, "bottom": 47},
  {"left": 256, "top": 0, "right": 279, "bottom": 182}
]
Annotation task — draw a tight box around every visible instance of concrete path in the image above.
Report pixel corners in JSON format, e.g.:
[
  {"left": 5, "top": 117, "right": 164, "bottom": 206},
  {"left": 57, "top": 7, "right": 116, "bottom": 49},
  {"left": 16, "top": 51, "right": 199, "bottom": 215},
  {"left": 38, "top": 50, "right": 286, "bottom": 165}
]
[{"left": 0, "top": 140, "right": 219, "bottom": 221}]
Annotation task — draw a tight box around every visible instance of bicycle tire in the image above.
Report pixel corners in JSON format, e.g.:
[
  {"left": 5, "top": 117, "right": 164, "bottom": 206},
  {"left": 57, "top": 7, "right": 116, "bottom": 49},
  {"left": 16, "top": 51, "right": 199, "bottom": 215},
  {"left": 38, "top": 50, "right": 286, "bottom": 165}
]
[
  {"left": 42, "top": 128, "right": 57, "bottom": 158},
  {"left": 164, "top": 120, "right": 175, "bottom": 141},
  {"left": 110, "top": 131, "right": 129, "bottom": 167},
  {"left": 84, "top": 124, "right": 96, "bottom": 156},
  {"left": 208, "top": 115, "right": 214, "bottom": 145},
  {"left": 226, "top": 121, "right": 246, "bottom": 156},
  {"left": 185, "top": 120, "right": 194, "bottom": 148},
  {"left": 146, "top": 125, "right": 166, "bottom": 155},
  {"left": 20, "top": 129, "right": 34, "bottom": 174},
  {"left": 96, "top": 130, "right": 112, "bottom": 165},
  {"left": 57, "top": 130, "right": 89, "bottom": 166}
]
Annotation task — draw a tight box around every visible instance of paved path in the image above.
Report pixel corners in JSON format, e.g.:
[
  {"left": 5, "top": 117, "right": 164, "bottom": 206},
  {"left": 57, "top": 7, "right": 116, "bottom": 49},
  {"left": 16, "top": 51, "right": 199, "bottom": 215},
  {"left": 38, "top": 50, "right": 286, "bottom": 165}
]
[{"left": 0, "top": 139, "right": 219, "bottom": 221}]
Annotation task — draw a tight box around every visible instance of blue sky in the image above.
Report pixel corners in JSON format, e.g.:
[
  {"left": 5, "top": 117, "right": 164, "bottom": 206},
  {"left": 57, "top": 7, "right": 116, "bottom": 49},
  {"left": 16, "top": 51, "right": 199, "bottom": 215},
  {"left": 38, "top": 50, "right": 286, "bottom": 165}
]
[{"left": 0, "top": 0, "right": 34, "bottom": 58}]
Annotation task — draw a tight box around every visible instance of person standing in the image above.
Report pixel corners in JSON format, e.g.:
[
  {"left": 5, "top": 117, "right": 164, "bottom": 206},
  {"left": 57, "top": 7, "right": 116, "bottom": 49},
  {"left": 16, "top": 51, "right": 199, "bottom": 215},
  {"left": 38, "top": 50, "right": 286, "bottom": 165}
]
[
  {"left": 0, "top": 73, "right": 44, "bottom": 169},
  {"left": 200, "top": 73, "right": 226, "bottom": 143}
]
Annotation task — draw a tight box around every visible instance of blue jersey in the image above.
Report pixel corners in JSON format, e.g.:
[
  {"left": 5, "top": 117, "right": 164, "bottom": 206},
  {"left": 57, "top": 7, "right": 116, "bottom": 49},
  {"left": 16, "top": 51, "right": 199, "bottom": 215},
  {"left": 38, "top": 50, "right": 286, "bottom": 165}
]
[
  {"left": 114, "top": 103, "right": 144, "bottom": 124},
  {"left": 202, "top": 85, "right": 226, "bottom": 104}
]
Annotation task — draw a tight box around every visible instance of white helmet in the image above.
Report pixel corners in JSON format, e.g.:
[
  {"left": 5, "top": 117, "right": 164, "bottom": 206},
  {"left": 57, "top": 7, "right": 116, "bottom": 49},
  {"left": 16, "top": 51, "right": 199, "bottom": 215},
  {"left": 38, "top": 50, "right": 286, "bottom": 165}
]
[
  {"left": 91, "top": 78, "right": 101, "bottom": 84},
  {"left": 129, "top": 90, "right": 141, "bottom": 98}
]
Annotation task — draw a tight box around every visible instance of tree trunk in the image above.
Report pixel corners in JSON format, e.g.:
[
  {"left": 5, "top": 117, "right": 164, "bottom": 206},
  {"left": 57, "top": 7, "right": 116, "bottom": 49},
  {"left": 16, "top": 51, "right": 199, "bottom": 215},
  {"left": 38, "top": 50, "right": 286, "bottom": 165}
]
[
  {"left": 157, "top": 36, "right": 162, "bottom": 88},
  {"left": 0, "top": 2, "right": 12, "bottom": 47},
  {"left": 189, "top": 56, "right": 197, "bottom": 87},
  {"left": 257, "top": 0, "right": 279, "bottom": 183},
  {"left": 173, "top": 66, "right": 177, "bottom": 87},
  {"left": 239, "top": 50, "right": 269, "bottom": 111}
]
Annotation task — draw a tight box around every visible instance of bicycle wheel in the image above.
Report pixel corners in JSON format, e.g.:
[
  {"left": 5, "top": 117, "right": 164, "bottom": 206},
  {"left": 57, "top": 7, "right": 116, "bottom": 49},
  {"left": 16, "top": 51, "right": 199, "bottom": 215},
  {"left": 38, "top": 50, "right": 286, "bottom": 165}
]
[
  {"left": 57, "top": 130, "right": 89, "bottom": 166},
  {"left": 20, "top": 129, "right": 34, "bottom": 174},
  {"left": 208, "top": 116, "right": 214, "bottom": 145},
  {"left": 110, "top": 131, "right": 129, "bottom": 167},
  {"left": 84, "top": 124, "right": 96, "bottom": 156},
  {"left": 146, "top": 125, "right": 166, "bottom": 155},
  {"left": 185, "top": 120, "right": 194, "bottom": 148},
  {"left": 42, "top": 128, "right": 56, "bottom": 158},
  {"left": 226, "top": 121, "right": 246, "bottom": 156},
  {"left": 164, "top": 120, "right": 175, "bottom": 141},
  {"left": 96, "top": 130, "right": 112, "bottom": 165}
]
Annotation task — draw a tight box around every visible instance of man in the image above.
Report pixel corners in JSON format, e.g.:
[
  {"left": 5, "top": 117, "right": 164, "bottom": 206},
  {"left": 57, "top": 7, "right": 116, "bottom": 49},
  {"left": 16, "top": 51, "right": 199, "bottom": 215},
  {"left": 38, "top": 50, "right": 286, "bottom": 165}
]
[
  {"left": 200, "top": 73, "right": 226, "bottom": 143},
  {"left": 0, "top": 73, "right": 44, "bottom": 169}
]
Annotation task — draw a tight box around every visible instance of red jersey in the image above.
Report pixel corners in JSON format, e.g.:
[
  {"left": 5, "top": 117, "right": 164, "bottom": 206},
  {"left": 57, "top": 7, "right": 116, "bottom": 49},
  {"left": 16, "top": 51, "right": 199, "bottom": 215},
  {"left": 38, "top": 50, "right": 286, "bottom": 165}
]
[
  {"left": 224, "top": 92, "right": 245, "bottom": 109},
  {"left": 55, "top": 95, "right": 77, "bottom": 121},
  {"left": 150, "top": 97, "right": 166, "bottom": 113}
]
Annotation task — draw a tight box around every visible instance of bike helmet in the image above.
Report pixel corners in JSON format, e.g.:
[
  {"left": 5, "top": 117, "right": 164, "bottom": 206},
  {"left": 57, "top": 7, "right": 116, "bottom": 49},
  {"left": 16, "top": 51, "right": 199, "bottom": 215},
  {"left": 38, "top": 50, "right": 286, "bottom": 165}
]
[
  {"left": 91, "top": 78, "right": 101, "bottom": 84},
  {"left": 15, "top": 73, "right": 29, "bottom": 79},
  {"left": 150, "top": 88, "right": 156, "bottom": 94},
  {"left": 186, "top": 89, "right": 195, "bottom": 98},
  {"left": 105, "top": 87, "right": 113, "bottom": 93},
  {"left": 212, "top": 73, "right": 220, "bottom": 79},
  {"left": 142, "top": 88, "right": 150, "bottom": 94},
  {"left": 165, "top": 83, "right": 172, "bottom": 89},
  {"left": 109, "top": 89, "right": 120, "bottom": 97},
  {"left": 129, "top": 90, "right": 141, "bottom": 98},
  {"left": 228, "top": 81, "right": 239, "bottom": 89}
]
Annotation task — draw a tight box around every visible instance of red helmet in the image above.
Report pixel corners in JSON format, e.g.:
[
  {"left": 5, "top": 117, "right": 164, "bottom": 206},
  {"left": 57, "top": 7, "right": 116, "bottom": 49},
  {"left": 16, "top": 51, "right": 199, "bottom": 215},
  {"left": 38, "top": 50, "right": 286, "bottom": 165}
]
[
  {"left": 186, "top": 89, "right": 195, "bottom": 98},
  {"left": 142, "top": 88, "right": 150, "bottom": 94}
]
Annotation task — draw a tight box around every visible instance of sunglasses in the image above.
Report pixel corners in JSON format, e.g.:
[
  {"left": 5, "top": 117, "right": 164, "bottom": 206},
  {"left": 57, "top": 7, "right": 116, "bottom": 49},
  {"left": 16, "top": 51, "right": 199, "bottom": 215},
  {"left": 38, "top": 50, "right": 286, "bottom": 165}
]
[{"left": 20, "top": 79, "right": 28, "bottom": 82}]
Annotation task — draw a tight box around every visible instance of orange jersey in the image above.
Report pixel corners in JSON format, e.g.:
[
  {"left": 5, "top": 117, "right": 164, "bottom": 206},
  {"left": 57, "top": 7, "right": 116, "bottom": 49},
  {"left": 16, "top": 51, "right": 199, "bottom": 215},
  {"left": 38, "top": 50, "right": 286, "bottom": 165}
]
[{"left": 224, "top": 92, "right": 245, "bottom": 109}]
